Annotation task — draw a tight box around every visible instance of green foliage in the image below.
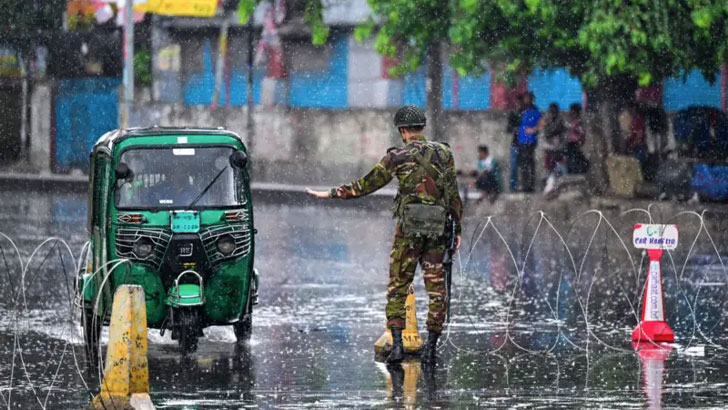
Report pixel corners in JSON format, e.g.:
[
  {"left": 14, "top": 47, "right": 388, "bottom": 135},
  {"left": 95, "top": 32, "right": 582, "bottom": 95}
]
[
  {"left": 245, "top": 0, "right": 727, "bottom": 87},
  {"left": 305, "top": 0, "right": 330, "bottom": 45},
  {"left": 237, "top": 0, "right": 257, "bottom": 24},
  {"left": 239, "top": 0, "right": 330, "bottom": 44},
  {"left": 351, "top": 0, "right": 453, "bottom": 77},
  {"left": 134, "top": 49, "right": 152, "bottom": 86},
  {"left": 353, "top": 0, "right": 726, "bottom": 87},
  {"left": 447, "top": 0, "right": 728, "bottom": 88}
]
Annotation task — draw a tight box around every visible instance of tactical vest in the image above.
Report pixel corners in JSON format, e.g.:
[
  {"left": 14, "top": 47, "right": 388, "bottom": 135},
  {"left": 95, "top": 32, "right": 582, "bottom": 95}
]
[{"left": 393, "top": 141, "right": 454, "bottom": 219}]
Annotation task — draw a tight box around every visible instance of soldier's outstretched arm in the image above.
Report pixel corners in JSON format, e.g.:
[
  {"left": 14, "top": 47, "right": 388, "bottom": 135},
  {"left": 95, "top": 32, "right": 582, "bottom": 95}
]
[
  {"left": 305, "top": 155, "right": 394, "bottom": 200},
  {"left": 330, "top": 155, "right": 394, "bottom": 199}
]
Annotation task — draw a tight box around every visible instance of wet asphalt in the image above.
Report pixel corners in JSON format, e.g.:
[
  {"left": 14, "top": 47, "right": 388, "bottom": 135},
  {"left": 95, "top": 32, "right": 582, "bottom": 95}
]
[{"left": 1, "top": 187, "right": 728, "bottom": 409}]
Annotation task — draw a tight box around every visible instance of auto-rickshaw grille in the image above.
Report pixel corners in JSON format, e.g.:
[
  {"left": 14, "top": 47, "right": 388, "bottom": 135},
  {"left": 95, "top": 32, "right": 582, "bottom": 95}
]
[
  {"left": 115, "top": 228, "right": 172, "bottom": 268},
  {"left": 199, "top": 223, "right": 252, "bottom": 267}
]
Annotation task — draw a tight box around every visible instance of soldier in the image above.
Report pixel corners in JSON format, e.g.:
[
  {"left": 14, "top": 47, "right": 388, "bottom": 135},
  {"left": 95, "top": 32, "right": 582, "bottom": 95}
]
[{"left": 306, "top": 105, "right": 462, "bottom": 363}]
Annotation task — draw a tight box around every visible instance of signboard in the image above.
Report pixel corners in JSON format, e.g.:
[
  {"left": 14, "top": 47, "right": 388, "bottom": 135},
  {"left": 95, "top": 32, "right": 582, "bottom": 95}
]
[
  {"left": 633, "top": 224, "right": 678, "bottom": 250},
  {"left": 134, "top": 0, "right": 218, "bottom": 17},
  {"left": 171, "top": 211, "right": 200, "bottom": 233}
]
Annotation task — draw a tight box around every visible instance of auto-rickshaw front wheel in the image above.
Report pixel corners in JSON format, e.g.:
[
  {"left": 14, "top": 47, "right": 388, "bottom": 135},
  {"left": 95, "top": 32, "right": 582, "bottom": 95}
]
[
  {"left": 175, "top": 308, "right": 200, "bottom": 354},
  {"left": 233, "top": 314, "right": 252, "bottom": 343}
]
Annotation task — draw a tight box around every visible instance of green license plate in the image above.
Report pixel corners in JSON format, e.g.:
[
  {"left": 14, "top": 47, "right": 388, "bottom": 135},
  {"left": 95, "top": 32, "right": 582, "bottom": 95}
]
[{"left": 170, "top": 211, "right": 200, "bottom": 233}]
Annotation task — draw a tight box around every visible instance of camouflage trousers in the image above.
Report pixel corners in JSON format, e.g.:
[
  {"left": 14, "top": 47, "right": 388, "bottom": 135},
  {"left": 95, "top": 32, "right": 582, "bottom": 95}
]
[{"left": 386, "top": 225, "right": 448, "bottom": 333}]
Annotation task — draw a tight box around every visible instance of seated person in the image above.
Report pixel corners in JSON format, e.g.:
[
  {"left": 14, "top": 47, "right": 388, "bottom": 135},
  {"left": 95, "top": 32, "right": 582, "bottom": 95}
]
[
  {"left": 146, "top": 174, "right": 197, "bottom": 207},
  {"left": 469, "top": 145, "right": 502, "bottom": 204}
]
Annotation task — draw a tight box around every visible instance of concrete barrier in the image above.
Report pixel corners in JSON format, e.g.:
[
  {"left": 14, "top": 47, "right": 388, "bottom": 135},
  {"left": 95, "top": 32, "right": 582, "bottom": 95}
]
[{"left": 89, "top": 285, "right": 155, "bottom": 410}]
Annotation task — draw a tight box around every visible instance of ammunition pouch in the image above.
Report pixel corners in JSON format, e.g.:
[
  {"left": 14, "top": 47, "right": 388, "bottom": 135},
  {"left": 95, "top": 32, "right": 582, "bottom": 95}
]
[{"left": 401, "top": 203, "right": 447, "bottom": 238}]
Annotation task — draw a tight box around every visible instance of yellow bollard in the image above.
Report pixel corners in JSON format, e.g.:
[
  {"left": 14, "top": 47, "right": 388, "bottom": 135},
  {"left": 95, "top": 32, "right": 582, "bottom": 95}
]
[
  {"left": 88, "top": 285, "right": 155, "bottom": 410},
  {"left": 374, "top": 284, "right": 423, "bottom": 359}
]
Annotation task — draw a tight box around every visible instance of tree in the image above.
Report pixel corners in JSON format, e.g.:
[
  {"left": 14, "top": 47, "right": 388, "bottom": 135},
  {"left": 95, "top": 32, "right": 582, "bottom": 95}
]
[
  {"left": 447, "top": 0, "right": 728, "bottom": 191},
  {"left": 353, "top": 0, "right": 452, "bottom": 141},
  {"left": 351, "top": 0, "right": 726, "bottom": 191}
]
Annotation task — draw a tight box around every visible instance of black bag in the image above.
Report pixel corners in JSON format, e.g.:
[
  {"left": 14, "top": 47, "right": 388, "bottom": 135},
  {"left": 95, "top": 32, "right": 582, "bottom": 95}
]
[
  {"left": 566, "top": 143, "right": 590, "bottom": 174},
  {"left": 656, "top": 159, "right": 693, "bottom": 200},
  {"left": 401, "top": 203, "right": 447, "bottom": 237}
]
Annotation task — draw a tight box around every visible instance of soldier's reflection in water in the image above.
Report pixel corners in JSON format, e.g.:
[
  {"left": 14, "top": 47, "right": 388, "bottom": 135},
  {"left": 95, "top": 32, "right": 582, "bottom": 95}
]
[
  {"left": 381, "top": 360, "right": 440, "bottom": 407},
  {"left": 387, "top": 363, "right": 406, "bottom": 401},
  {"left": 421, "top": 362, "right": 438, "bottom": 402}
]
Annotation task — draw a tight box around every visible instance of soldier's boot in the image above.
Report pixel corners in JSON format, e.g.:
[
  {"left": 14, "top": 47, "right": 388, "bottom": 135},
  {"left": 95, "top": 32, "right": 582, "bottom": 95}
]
[
  {"left": 421, "top": 331, "right": 440, "bottom": 364},
  {"left": 387, "top": 327, "right": 405, "bottom": 363}
]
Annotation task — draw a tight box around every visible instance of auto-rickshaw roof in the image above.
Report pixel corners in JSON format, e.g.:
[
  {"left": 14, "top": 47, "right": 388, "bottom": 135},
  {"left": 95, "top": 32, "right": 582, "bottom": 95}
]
[{"left": 93, "top": 127, "right": 244, "bottom": 154}]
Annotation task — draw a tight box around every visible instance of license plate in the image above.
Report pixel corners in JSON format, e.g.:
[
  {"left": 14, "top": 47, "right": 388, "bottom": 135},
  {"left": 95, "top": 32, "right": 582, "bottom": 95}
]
[{"left": 170, "top": 211, "right": 200, "bottom": 233}]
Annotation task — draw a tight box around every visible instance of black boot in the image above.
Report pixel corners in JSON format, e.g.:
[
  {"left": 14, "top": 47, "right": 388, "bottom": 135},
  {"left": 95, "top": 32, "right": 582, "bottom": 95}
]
[
  {"left": 387, "top": 328, "right": 405, "bottom": 363},
  {"left": 421, "top": 331, "right": 440, "bottom": 364}
]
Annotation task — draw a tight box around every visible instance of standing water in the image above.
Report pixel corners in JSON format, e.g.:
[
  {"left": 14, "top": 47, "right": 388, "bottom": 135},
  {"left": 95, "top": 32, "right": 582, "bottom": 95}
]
[{"left": 1, "top": 187, "right": 728, "bottom": 409}]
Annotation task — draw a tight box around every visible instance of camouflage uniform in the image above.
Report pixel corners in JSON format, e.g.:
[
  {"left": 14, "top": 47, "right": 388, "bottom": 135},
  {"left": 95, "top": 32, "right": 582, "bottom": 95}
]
[{"left": 329, "top": 135, "right": 463, "bottom": 333}]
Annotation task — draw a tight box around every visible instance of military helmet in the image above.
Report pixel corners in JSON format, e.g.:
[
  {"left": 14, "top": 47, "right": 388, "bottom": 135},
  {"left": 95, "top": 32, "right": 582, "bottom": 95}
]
[{"left": 393, "top": 105, "right": 426, "bottom": 128}]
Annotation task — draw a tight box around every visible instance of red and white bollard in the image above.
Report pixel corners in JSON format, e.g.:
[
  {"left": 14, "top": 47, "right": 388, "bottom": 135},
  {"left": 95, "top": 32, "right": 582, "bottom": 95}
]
[{"left": 631, "top": 224, "right": 678, "bottom": 343}]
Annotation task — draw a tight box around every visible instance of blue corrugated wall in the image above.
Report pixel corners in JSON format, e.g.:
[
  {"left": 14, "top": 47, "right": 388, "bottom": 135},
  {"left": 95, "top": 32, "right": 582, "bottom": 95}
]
[
  {"left": 442, "top": 64, "right": 490, "bottom": 110},
  {"left": 529, "top": 68, "right": 582, "bottom": 110},
  {"left": 403, "top": 67, "right": 426, "bottom": 108},
  {"left": 664, "top": 70, "right": 721, "bottom": 111},
  {"left": 289, "top": 32, "right": 348, "bottom": 108},
  {"left": 175, "top": 34, "right": 723, "bottom": 112},
  {"left": 54, "top": 78, "right": 120, "bottom": 172},
  {"left": 183, "top": 40, "right": 264, "bottom": 106}
]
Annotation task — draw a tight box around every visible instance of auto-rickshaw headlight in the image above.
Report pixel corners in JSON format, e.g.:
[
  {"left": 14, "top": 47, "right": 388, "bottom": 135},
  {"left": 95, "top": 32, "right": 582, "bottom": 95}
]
[
  {"left": 133, "top": 238, "right": 154, "bottom": 258},
  {"left": 216, "top": 234, "right": 236, "bottom": 255}
]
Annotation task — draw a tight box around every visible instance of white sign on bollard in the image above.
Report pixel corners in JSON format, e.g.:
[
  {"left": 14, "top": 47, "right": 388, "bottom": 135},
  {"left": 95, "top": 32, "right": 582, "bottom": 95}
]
[
  {"left": 644, "top": 261, "right": 665, "bottom": 321},
  {"left": 633, "top": 224, "right": 679, "bottom": 250}
]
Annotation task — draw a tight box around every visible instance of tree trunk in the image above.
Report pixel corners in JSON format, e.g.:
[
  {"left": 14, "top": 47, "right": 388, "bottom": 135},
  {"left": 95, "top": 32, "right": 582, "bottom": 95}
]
[
  {"left": 584, "top": 75, "right": 638, "bottom": 195},
  {"left": 426, "top": 41, "right": 444, "bottom": 141}
]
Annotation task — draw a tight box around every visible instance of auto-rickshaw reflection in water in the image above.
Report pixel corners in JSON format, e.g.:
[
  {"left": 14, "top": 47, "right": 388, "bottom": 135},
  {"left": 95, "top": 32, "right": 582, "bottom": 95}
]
[
  {"left": 78, "top": 128, "right": 258, "bottom": 362},
  {"left": 151, "top": 343, "right": 256, "bottom": 407}
]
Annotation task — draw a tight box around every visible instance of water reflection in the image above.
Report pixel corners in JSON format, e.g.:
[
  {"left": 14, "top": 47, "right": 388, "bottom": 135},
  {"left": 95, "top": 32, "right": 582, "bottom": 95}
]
[
  {"left": 2, "top": 189, "right": 728, "bottom": 408},
  {"left": 633, "top": 342, "right": 673, "bottom": 410},
  {"left": 152, "top": 343, "right": 256, "bottom": 407},
  {"left": 379, "top": 361, "right": 421, "bottom": 408}
]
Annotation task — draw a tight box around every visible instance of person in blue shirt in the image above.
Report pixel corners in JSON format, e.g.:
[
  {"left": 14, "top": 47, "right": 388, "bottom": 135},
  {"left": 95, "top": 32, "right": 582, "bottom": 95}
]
[{"left": 517, "top": 92, "right": 542, "bottom": 192}]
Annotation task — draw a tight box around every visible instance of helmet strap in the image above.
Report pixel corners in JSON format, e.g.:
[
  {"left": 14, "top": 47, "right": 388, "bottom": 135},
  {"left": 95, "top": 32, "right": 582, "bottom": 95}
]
[{"left": 398, "top": 127, "right": 407, "bottom": 144}]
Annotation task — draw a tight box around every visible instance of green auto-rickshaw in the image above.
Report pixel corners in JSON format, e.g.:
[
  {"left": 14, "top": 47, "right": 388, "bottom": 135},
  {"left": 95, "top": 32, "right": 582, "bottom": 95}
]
[{"left": 78, "top": 127, "right": 258, "bottom": 357}]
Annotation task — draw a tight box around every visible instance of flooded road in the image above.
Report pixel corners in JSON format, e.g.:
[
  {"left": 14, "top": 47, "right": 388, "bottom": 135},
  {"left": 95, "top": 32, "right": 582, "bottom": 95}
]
[{"left": 2, "top": 188, "right": 728, "bottom": 408}]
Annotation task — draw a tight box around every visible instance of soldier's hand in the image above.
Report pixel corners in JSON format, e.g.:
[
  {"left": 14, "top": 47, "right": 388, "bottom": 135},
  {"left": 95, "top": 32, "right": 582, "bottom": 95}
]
[
  {"left": 305, "top": 188, "right": 331, "bottom": 199},
  {"left": 455, "top": 235, "right": 461, "bottom": 250}
]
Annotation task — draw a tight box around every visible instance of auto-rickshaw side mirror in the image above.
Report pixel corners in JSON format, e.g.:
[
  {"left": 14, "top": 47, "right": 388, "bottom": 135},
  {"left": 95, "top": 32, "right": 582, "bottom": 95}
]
[
  {"left": 229, "top": 151, "right": 248, "bottom": 169},
  {"left": 115, "top": 162, "right": 132, "bottom": 180}
]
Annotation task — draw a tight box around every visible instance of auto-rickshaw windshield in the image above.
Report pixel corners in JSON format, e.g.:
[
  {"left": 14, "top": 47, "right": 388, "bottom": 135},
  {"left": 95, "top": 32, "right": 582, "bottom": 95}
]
[{"left": 115, "top": 146, "right": 245, "bottom": 209}]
